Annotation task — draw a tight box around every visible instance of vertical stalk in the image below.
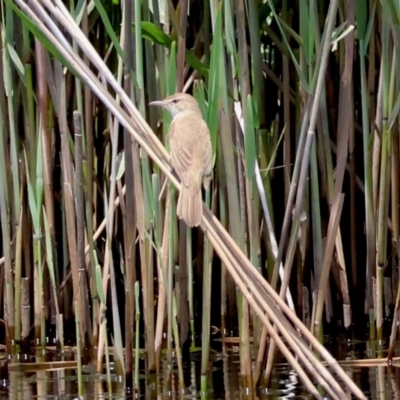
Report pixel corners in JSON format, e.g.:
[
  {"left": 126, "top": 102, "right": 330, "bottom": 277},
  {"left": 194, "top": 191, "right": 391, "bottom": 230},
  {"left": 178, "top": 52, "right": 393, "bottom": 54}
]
[
  {"left": 200, "top": 191, "right": 212, "bottom": 393},
  {"left": 73, "top": 111, "right": 91, "bottom": 348},
  {"left": 376, "top": 3, "right": 391, "bottom": 341}
]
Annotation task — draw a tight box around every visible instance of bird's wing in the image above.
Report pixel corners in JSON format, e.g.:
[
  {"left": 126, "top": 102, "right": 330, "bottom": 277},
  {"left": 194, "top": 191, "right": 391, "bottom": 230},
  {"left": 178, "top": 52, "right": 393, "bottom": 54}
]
[
  {"left": 202, "top": 128, "right": 212, "bottom": 176},
  {"left": 169, "top": 122, "right": 192, "bottom": 188},
  {"left": 169, "top": 114, "right": 211, "bottom": 189}
]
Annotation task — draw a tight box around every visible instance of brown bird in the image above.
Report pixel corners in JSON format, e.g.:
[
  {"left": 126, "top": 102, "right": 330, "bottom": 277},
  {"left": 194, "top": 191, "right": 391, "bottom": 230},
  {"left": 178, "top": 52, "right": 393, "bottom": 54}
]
[{"left": 150, "top": 93, "right": 212, "bottom": 227}]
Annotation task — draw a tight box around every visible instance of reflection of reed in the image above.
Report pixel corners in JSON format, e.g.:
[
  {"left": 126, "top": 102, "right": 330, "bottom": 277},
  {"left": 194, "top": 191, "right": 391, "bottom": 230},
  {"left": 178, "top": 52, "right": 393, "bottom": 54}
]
[
  {"left": 22, "top": 370, "right": 33, "bottom": 399},
  {"left": 8, "top": 371, "right": 22, "bottom": 400},
  {"left": 378, "top": 366, "right": 385, "bottom": 400},
  {"left": 95, "top": 380, "right": 104, "bottom": 399},
  {"left": 12, "top": 351, "right": 398, "bottom": 399},
  {"left": 160, "top": 356, "right": 180, "bottom": 399},
  {"left": 190, "top": 361, "right": 197, "bottom": 398},
  {"left": 279, "top": 369, "right": 298, "bottom": 399},
  {"left": 259, "top": 363, "right": 315, "bottom": 399},
  {"left": 36, "top": 370, "right": 47, "bottom": 398},
  {"left": 344, "top": 366, "right": 353, "bottom": 399},
  {"left": 368, "top": 366, "right": 378, "bottom": 400},
  {"left": 171, "top": 367, "right": 178, "bottom": 400},
  {"left": 54, "top": 367, "right": 65, "bottom": 396},
  {"left": 222, "top": 347, "right": 240, "bottom": 400},
  {"left": 389, "top": 366, "right": 400, "bottom": 400},
  {"left": 35, "top": 351, "right": 46, "bottom": 398}
]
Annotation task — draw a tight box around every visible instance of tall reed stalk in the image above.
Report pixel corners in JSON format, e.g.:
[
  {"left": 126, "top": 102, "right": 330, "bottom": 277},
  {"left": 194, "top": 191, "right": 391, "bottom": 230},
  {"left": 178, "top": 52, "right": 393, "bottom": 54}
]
[{"left": 3, "top": 1, "right": 399, "bottom": 399}]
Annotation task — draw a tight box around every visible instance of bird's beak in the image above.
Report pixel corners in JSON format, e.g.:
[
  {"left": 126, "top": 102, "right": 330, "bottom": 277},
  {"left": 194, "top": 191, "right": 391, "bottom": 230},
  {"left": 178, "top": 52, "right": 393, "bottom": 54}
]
[{"left": 149, "top": 100, "right": 165, "bottom": 107}]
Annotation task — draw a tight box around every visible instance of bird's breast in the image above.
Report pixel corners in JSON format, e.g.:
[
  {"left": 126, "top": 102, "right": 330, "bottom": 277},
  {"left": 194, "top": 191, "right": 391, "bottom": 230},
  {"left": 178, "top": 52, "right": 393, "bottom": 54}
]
[{"left": 170, "top": 113, "right": 207, "bottom": 140}]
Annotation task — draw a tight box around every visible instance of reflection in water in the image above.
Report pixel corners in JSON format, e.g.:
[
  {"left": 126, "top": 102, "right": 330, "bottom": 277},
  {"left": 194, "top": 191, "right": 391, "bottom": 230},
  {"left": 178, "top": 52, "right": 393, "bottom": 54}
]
[{"left": 1, "top": 347, "right": 400, "bottom": 399}]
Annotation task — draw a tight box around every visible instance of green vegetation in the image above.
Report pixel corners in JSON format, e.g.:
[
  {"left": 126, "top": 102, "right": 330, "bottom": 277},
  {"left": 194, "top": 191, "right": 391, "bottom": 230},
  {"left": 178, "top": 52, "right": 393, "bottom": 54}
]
[{"left": 0, "top": 0, "right": 395, "bottom": 398}]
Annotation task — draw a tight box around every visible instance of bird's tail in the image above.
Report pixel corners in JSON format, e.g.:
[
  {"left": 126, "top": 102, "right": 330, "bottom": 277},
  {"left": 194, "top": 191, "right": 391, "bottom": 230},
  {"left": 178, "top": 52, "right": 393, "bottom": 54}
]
[{"left": 177, "top": 185, "right": 202, "bottom": 227}]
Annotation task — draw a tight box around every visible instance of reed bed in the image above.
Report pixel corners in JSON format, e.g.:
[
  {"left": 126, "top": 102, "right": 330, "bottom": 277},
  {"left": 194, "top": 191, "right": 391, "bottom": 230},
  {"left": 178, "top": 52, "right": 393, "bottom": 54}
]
[{"left": 0, "top": 0, "right": 396, "bottom": 398}]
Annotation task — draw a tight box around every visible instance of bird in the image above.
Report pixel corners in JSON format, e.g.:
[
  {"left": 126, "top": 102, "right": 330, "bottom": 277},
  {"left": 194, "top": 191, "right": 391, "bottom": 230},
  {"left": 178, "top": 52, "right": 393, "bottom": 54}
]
[{"left": 149, "top": 93, "right": 212, "bottom": 227}]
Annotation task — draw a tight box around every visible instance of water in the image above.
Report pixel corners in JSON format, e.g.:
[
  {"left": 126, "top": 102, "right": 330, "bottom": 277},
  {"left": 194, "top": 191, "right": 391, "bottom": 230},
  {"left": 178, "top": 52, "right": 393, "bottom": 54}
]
[{"left": 1, "top": 344, "right": 399, "bottom": 399}]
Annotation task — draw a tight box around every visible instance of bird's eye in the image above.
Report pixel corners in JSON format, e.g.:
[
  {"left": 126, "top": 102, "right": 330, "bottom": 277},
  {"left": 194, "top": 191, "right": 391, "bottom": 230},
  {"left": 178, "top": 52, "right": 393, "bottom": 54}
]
[{"left": 172, "top": 99, "right": 178, "bottom": 104}]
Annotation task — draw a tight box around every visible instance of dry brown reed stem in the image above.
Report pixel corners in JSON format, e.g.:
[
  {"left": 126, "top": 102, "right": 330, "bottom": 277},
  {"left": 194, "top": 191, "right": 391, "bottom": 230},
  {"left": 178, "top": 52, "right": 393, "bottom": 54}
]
[
  {"left": 73, "top": 111, "right": 91, "bottom": 346},
  {"left": 154, "top": 195, "right": 170, "bottom": 372},
  {"left": 199, "top": 222, "right": 325, "bottom": 399},
  {"left": 21, "top": 278, "right": 30, "bottom": 341},
  {"left": 329, "top": 0, "right": 355, "bottom": 328},
  {"left": 388, "top": 242, "right": 400, "bottom": 359},
  {"left": 57, "top": 68, "right": 77, "bottom": 340},
  {"left": 8, "top": 361, "right": 78, "bottom": 372},
  {"left": 119, "top": 6, "right": 137, "bottom": 380},
  {"left": 330, "top": 140, "right": 365, "bottom": 191},
  {"left": 235, "top": 0, "right": 254, "bottom": 386},
  {"left": 202, "top": 219, "right": 346, "bottom": 399},
  {"left": 13, "top": 206, "right": 23, "bottom": 344},
  {"left": 202, "top": 214, "right": 352, "bottom": 399},
  {"left": 15, "top": 1, "right": 368, "bottom": 398},
  {"left": 330, "top": 357, "right": 400, "bottom": 367},
  {"left": 373, "top": 65, "right": 383, "bottom": 214},
  {"left": 35, "top": 36, "right": 58, "bottom": 332},
  {"left": 201, "top": 210, "right": 366, "bottom": 400},
  {"left": 311, "top": 195, "right": 345, "bottom": 334}
]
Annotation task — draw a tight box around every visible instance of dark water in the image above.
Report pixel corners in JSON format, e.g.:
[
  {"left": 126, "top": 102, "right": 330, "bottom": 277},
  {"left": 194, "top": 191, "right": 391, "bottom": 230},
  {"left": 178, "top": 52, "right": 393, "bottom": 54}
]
[{"left": 1, "top": 342, "right": 399, "bottom": 399}]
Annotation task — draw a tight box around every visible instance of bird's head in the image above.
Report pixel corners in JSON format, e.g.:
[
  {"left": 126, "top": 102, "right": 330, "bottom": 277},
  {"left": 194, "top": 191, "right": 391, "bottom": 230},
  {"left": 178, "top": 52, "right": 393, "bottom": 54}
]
[{"left": 149, "top": 93, "right": 200, "bottom": 118}]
